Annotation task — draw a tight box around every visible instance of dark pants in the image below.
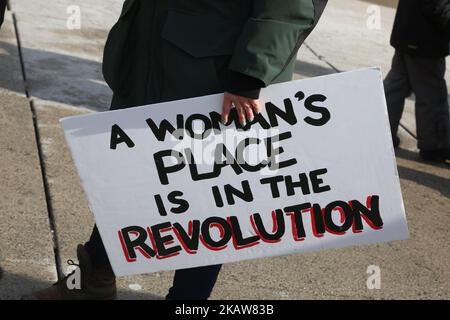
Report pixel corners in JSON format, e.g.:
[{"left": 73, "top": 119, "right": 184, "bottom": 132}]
[
  {"left": 384, "top": 50, "right": 450, "bottom": 150},
  {"left": 85, "top": 226, "right": 222, "bottom": 300}
]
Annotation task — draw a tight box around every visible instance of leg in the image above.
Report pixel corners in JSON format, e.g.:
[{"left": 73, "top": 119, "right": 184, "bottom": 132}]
[
  {"left": 84, "top": 225, "right": 112, "bottom": 268},
  {"left": 404, "top": 54, "right": 450, "bottom": 151},
  {"left": 166, "top": 264, "right": 223, "bottom": 300},
  {"left": 383, "top": 51, "right": 413, "bottom": 140}
]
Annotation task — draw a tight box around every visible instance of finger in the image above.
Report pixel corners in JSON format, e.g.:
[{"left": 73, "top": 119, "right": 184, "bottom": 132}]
[
  {"left": 234, "top": 101, "right": 247, "bottom": 127},
  {"left": 222, "top": 94, "right": 233, "bottom": 124},
  {"left": 251, "top": 99, "right": 262, "bottom": 114},
  {"left": 242, "top": 102, "right": 255, "bottom": 122}
]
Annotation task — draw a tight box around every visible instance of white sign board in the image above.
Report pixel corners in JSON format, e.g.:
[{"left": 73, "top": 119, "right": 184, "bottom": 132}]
[{"left": 61, "top": 69, "right": 409, "bottom": 277}]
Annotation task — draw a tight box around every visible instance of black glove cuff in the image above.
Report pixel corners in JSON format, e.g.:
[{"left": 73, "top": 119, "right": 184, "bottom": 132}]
[{"left": 224, "top": 70, "right": 264, "bottom": 99}]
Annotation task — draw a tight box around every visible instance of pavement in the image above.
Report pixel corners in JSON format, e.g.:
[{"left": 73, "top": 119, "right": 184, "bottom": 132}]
[{"left": 0, "top": 0, "right": 449, "bottom": 300}]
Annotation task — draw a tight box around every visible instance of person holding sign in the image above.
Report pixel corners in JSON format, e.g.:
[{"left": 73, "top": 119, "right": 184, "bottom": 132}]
[{"left": 26, "top": 0, "right": 327, "bottom": 300}]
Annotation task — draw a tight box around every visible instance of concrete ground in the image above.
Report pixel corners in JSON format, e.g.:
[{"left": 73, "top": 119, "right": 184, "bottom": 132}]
[{"left": 0, "top": 0, "right": 449, "bottom": 299}]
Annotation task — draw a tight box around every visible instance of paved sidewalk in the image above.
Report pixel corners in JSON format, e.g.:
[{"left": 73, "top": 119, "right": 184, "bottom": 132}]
[
  {"left": 0, "top": 11, "right": 56, "bottom": 299},
  {"left": 0, "top": 0, "right": 449, "bottom": 299}
]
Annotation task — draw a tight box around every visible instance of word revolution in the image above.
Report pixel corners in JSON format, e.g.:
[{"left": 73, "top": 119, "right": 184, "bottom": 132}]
[{"left": 118, "top": 195, "right": 383, "bottom": 262}]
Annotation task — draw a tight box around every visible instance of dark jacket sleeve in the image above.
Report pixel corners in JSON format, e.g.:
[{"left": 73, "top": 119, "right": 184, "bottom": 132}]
[
  {"left": 423, "top": 0, "right": 450, "bottom": 38},
  {"left": 227, "top": 0, "right": 327, "bottom": 89}
]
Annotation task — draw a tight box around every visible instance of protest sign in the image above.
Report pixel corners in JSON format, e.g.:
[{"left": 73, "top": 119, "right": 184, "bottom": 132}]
[{"left": 61, "top": 68, "right": 409, "bottom": 276}]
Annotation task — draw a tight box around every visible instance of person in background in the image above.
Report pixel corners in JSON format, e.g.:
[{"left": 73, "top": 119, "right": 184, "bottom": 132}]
[
  {"left": 384, "top": 0, "right": 450, "bottom": 163},
  {"left": 24, "top": 0, "right": 327, "bottom": 300}
]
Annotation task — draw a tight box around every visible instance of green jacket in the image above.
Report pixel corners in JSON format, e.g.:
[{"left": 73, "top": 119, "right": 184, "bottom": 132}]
[{"left": 103, "top": 0, "right": 327, "bottom": 109}]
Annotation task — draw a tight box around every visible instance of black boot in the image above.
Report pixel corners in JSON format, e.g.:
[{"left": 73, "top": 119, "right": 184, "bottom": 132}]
[
  {"left": 22, "top": 244, "right": 117, "bottom": 300},
  {"left": 419, "top": 148, "right": 450, "bottom": 164}
]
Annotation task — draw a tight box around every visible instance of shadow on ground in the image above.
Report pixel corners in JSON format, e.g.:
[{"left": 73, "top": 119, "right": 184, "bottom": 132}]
[
  {"left": 395, "top": 148, "right": 450, "bottom": 198},
  {"left": 0, "top": 41, "right": 110, "bottom": 111},
  {"left": 295, "top": 60, "right": 336, "bottom": 78}
]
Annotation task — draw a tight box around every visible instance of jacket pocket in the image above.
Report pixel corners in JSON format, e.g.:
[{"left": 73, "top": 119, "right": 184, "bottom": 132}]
[{"left": 160, "top": 10, "right": 242, "bottom": 58}]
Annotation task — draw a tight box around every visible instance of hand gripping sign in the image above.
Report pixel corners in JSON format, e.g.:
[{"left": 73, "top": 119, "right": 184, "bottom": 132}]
[{"left": 61, "top": 68, "right": 409, "bottom": 276}]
